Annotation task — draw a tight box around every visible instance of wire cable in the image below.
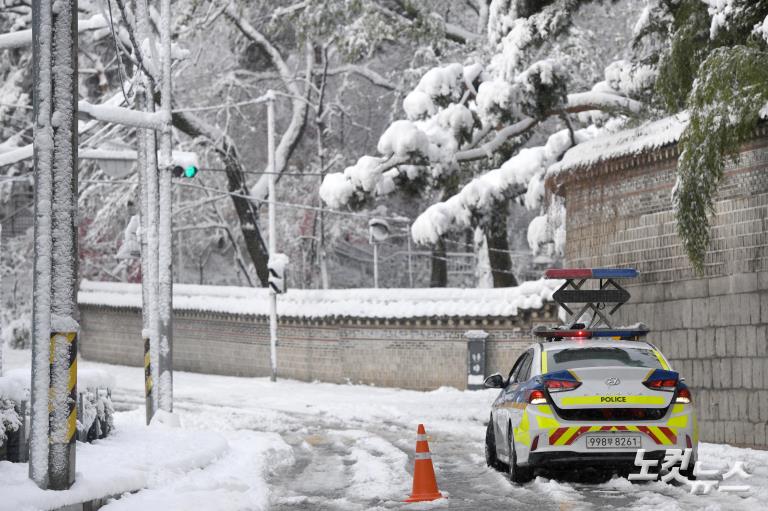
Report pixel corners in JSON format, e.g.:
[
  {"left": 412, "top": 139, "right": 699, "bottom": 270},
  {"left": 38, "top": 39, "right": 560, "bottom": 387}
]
[{"left": 106, "top": 0, "right": 130, "bottom": 103}]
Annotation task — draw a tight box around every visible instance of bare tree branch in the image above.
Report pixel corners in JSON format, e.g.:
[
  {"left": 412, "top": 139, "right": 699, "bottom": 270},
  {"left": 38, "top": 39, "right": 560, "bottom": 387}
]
[
  {"left": 325, "top": 64, "right": 397, "bottom": 90},
  {"left": 224, "top": 5, "right": 312, "bottom": 200}
]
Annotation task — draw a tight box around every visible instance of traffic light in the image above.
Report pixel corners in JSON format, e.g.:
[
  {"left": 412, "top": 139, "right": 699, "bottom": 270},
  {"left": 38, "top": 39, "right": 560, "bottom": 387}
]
[
  {"left": 172, "top": 164, "right": 198, "bottom": 178},
  {"left": 268, "top": 253, "right": 289, "bottom": 294}
]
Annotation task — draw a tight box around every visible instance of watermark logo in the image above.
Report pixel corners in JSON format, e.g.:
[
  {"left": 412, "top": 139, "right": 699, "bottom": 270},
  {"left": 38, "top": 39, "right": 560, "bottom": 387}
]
[{"left": 629, "top": 448, "right": 752, "bottom": 495}]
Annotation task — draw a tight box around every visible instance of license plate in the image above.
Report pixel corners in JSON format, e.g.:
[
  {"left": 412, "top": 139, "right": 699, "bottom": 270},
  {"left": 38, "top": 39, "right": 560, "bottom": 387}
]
[{"left": 585, "top": 433, "right": 642, "bottom": 449}]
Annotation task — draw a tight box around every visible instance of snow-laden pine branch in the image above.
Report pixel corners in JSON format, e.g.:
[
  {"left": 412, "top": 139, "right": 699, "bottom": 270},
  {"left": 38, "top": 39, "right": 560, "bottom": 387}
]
[
  {"left": 318, "top": 59, "right": 643, "bottom": 210},
  {"left": 410, "top": 126, "right": 598, "bottom": 245}
]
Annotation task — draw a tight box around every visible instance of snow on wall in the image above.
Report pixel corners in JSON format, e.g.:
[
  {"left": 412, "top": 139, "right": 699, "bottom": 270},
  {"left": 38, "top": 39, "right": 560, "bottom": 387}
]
[
  {"left": 78, "top": 279, "right": 561, "bottom": 319},
  {"left": 548, "top": 113, "right": 689, "bottom": 174}
]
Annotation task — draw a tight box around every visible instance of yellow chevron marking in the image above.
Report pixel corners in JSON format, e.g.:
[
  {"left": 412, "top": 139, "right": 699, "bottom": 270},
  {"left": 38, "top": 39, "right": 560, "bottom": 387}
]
[
  {"left": 626, "top": 425, "right": 640, "bottom": 432},
  {"left": 66, "top": 407, "right": 77, "bottom": 442},
  {"left": 649, "top": 426, "right": 672, "bottom": 444},
  {"left": 555, "top": 427, "right": 579, "bottom": 446},
  {"left": 68, "top": 358, "right": 77, "bottom": 394},
  {"left": 589, "top": 426, "right": 602, "bottom": 432},
  {"left": 560, "top": 395, "right": 667, "bottom": 406},
  {"left": 652, "top": 350, "right": 670, "bottom": 370},
  {"left": 144, "top": 351, "right": 151, "bottom": 368}
]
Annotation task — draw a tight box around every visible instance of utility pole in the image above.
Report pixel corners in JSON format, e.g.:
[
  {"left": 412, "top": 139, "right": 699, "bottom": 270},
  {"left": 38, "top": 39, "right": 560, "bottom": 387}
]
[
  {"left": 29, "top": 0, "right": 79, "bottom": 490},
  {"left": 267, "top": 92, "right": 278, "bottom": 382},
  {"left": 372, "top": 243, "right": 379, "bottom": 288},
  {"left": 0, "top": 224, "right": 3, "bottom": 376},
  {"left": 135, "top": 86, "right": 159, "bottom": 423},
  {"left": 407, "top": 224, "right": 414, "bottom": 288},
  {"left": 135, "top": 0, "right": 160, "bottom": 423},
  {"left": 157, "top": 0, "right": 174, "bottom": 412}
]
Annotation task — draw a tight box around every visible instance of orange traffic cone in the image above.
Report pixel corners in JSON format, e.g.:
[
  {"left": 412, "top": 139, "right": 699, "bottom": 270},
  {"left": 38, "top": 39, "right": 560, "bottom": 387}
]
[{"left": 405, "top": 424, "right": 443, "bottom": 502}]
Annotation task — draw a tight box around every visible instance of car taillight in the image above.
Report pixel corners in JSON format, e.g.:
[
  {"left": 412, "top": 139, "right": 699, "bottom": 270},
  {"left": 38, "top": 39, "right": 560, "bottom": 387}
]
[
  {"left": 643, "top": 378, "right": 678, "bottom": 391},
  {"left": 676, "top": 387, "right": 692, "bottom": 404},
  {"left": 545, "top": 380, "right": 581, "bottom": 392},
  {"left": 529, "top": 389, "right": 547, "bottom": 405}
]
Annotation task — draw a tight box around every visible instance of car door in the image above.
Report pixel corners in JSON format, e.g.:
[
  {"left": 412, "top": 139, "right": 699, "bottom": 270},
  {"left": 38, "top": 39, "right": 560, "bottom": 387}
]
[
  {"left": 495, "top": 350, "right": 532, "bottom": 458},
  {"left": 509, "top": 349, "right": 534, "bottom": 431}
]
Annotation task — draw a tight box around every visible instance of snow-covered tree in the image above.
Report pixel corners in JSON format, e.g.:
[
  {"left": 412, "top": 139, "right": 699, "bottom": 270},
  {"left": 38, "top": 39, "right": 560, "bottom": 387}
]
[
  {"left": 645, "top": 0, "right": 768, "bottom": 273},
  {"left": 320, "top": 0, "right": 646, "bottom": 286},
  {"left": 2, "top": 0, "right": 484, "bottom": 290}
]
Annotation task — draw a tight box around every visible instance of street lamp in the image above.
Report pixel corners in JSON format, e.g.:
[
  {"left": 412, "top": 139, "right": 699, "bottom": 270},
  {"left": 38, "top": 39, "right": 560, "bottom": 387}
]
[{"left": 368, "top": 218, "right": 390, "bottom": 288}]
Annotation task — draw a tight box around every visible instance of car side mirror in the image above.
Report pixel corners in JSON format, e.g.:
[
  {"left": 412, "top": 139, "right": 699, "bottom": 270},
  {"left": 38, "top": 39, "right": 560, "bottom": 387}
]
[{"left": 484, "top": 373, "right": 505, "bottom": 389}]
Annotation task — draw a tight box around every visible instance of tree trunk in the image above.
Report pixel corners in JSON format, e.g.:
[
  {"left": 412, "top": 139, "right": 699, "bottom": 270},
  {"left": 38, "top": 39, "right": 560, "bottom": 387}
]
[
  {"left": 172, "top": 112, "right": 270, "bottom": 286},
  {"left": 485, "top": 202, "right": 518, "bottom": 287},
  {"left": 430, "top": 236, "right": 447, "bottom": 287}
]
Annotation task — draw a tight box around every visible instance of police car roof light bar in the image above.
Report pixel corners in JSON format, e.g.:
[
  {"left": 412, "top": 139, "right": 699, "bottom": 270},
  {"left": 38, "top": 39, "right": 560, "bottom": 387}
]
[
  {"left": 544, "top": 267, "right": 640, "bottom": 331},
  {"left": 533, "top": 325, "right": 650, "bottom": 341},
  {"left": 545, "top": 268, "right": 639, "bottom": 279}
]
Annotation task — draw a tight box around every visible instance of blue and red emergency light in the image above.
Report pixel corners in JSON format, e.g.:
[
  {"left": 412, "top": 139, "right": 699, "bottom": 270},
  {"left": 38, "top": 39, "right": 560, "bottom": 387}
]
[
  {"left": 545, "top": 268, "right": 639, "bottom": 279},
  {"left": 533, "top": 326, "right": 650, "bottom": 340},
  {"left": 537, "top": 267, "right": 647, "bottom": 341}
]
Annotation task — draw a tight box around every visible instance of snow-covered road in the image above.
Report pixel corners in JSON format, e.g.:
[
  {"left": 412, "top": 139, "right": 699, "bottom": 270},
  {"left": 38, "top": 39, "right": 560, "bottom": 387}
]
[{"left": 4, "top": 347, "right": 768, "bottom": 510}]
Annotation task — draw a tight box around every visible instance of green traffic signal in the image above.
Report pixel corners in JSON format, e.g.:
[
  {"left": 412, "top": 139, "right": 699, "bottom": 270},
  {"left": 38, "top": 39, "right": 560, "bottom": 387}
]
[{"left": 172, "top": 165, "right": 199, "bottom": 178}]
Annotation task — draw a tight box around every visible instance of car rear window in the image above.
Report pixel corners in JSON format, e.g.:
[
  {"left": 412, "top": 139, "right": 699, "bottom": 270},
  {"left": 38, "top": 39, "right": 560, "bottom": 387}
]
[{"left": 546, "top": 346, "right": 663, "bottom": 372}]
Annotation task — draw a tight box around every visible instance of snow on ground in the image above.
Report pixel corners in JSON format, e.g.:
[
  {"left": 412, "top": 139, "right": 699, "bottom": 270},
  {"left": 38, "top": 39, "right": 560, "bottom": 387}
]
[
  {"left": 0, "top": 415, "right": 228, "bottom": 511},
  {"left": 3, "top": 345, "right": 768, "bottom": 510}
]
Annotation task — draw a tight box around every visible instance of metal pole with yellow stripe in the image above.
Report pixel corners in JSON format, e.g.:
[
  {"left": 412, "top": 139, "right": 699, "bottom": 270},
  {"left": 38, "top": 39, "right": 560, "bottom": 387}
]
[
  {"left": 29, "top": 0, "right": 79, "bottom": 491},
  {"left": 134, "top": 83, "right": 157, "bottom": 424},
  {"left": 48, "top": 331, "right": 77, "bottom": 489},
  {"left": 144, "top": 335, "right": 154, "bottom": 421}
]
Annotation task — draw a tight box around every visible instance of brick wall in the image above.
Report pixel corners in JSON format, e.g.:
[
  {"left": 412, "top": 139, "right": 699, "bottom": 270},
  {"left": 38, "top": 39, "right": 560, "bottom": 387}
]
[
  {"left": 79, "top": 304, "right": 558, "bottom": 391},
  {"left": 557, "top": 130, "right": 768, "bottom": 448}
]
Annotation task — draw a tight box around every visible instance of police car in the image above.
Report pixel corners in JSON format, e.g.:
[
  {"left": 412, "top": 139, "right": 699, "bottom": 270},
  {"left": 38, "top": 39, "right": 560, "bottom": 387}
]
[{"left": 484, "top": 269, "right": 698, "bottom": 483}]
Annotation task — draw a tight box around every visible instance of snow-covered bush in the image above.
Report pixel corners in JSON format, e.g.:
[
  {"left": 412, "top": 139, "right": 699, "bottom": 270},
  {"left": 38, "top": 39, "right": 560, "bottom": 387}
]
[
  {"left": 3, "top": 315, "right": 31, "bottom": 350},
  {"left": 0, "top": 376, "right": 24, "bottom": 455},
  {"left": 0, "top": 396, "right": 21, "bottom": 446},
  {"left": 77, "top": 388, "right": 114, "bottom": 443}
]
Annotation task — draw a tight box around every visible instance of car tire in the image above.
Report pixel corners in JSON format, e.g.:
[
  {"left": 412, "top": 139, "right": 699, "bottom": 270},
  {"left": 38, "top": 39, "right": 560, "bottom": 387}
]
[
  {"left": 507, "top": 426, "right": 533, "bottom": 484},
  {"left": 485, "top": 420, "right": 504, "bottom": 471}
]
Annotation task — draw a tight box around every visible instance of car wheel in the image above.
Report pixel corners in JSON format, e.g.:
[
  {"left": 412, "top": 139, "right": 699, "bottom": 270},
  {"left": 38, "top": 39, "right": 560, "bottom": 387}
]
[
  {"left": 507, "top": 426, "right": 533, "bottom": 484},
  {"left": 485, "top": 419, "right": 504, "bottom": 471}
]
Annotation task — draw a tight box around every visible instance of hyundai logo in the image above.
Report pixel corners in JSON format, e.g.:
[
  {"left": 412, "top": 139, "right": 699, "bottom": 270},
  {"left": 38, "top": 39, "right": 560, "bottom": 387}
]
[{"left": 605, "top": 377, "right": 621, "bottom": 386}]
